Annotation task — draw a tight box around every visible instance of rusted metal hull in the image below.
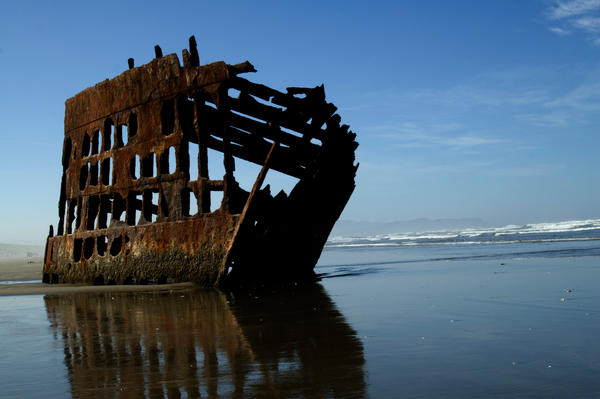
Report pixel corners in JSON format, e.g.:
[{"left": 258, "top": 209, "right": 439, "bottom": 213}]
[
  {"left": 45, "top": 214, "right": 239, "bottom": 285},
  {"left": 43, "top": 38, "right": 358, "bottom": 287}
]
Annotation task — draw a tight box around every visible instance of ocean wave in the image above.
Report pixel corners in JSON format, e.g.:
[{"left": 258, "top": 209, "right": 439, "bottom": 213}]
[
  {"left": 327, "top": 218, "right": 600, "bottom": 248},
  {"left": 327, "top": 237, "right": 600, "bottom": 248}
]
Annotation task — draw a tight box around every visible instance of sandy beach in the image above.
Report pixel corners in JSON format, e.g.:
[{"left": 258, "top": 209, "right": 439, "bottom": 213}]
[
  {"left": 0, "top": 257, "right": 194, "bottom": 296},
  {"left": 0, "top": 257, "right": 42, "bottom": 282}
]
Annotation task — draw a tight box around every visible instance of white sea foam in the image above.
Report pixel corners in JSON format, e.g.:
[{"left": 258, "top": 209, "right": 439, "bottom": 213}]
[
  {"left": 326, "top": 237, "right": 600, "bottom": 249},
  {"left": 326, "top": 218, "right": 600, "bottom": 247}
]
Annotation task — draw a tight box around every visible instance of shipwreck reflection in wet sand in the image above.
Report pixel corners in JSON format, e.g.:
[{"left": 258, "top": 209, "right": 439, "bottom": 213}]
[{"left": 44, "top": 284, "right": 365, "bottom": 398}]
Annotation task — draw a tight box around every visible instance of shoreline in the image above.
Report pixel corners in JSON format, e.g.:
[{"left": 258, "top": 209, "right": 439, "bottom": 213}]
[
  {"left": 0, "top": 257, "right": 196, "bottom": 296},
  {"left": 0, "top": 282, "right": 196, "bottom": 296}
]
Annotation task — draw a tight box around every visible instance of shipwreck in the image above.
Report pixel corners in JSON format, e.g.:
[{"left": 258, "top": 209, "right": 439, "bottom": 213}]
[{"left": 43, "top": 37, "right": 358, "bottom": 287}]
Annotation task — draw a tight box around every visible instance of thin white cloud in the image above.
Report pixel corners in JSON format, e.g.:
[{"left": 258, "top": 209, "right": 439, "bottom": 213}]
[
  {"left": 359, "top": 159, "right": 496, "bottom": 175},
  {"left": 441, "top": 135, "right": 501, "bottom": 147},
  {"left": 549, "top": 27, "right": 572, "bottom": 35},
  {"left": 545, "top": 0, "right": 600, "bottom": 44},
  {"left": 545, "top": 81, "right": 600, "bottom": 110},
  {"left": 356, "top": 64, "right": 600, "bottom": 146},
  {"left": 369, "top": 122, "right": 502, "bottom": 149},
  {"left": 514, "top": 112, "right": 571, "bottom": 127},
  {"left": 413, "top": 161, "right": 496, "bottom": 175},
  {"left": 362, "top": 159, "right": 555, "bottom": 180},
  {"left": 548, "top": 0, "right": 600, "bottom": 20},
  {"left": 483, "top": 164, "right": 559, "bottom": 177},
  {"left": 406, "top": 86, "right": 549, "bottom": 108},
  {"left": 351, "top": 82, "right": 550, "bottom": 114},
  {"left": 572, "top": 16, "right": 600, "bottom": 32}
]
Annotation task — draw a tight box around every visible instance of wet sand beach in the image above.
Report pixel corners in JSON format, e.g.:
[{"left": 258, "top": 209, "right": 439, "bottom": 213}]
[
  {"left": 0, "top": 257, "right": 42, "bottom": 282},
  {"left": 0, "top": 281, "right": 195, "bottom": 296},
  {"left": 0, "top": 241, "right": 599, "bottom": 398},
  {"left": 0, "top": 257, "right": 194, "bottom": 296}
]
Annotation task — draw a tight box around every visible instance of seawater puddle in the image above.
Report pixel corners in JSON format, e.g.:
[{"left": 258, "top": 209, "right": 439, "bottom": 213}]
[
  {"left": 0, "top": 279, "right": 42, "bottom": 285},
  {"left": 0, "top": 295, "right": 70, "bottom": 398}
]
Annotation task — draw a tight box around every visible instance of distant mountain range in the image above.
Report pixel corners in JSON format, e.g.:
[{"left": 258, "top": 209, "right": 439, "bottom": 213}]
[{"left": 331, "top": 218, "right": 491, "bottom": 237}]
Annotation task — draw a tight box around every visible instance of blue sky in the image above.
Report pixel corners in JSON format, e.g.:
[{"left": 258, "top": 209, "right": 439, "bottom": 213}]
[{"left": 1, "top": 0, "right": 599, "bottom": 244}]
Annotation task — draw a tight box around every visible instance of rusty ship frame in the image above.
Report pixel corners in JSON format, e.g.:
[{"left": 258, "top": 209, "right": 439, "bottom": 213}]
[{"left": 43, "top": 38, "right": 358, "bottom": 287}]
